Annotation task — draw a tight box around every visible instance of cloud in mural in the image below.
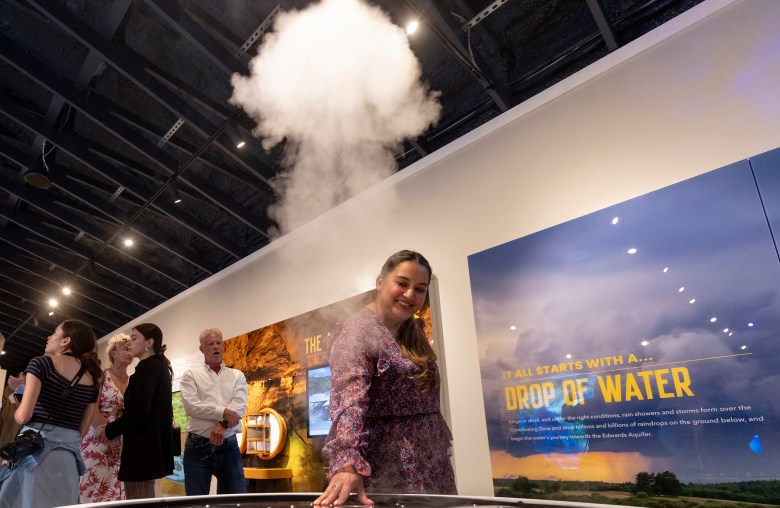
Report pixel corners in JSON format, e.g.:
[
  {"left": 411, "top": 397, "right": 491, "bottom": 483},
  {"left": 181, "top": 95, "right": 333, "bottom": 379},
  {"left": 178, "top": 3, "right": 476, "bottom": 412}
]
[{"left": 230, "top": 0, "right": 440, "bottom": 235}]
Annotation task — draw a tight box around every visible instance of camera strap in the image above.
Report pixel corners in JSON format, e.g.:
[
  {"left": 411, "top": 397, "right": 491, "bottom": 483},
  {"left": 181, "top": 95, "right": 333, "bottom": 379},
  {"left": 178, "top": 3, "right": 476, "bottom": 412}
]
[
  {"left": 62, "top": 362, "right": 89, "bottom": 400},
  {"left": 2, "top": 360, "right": 89, "bottom": 469}
]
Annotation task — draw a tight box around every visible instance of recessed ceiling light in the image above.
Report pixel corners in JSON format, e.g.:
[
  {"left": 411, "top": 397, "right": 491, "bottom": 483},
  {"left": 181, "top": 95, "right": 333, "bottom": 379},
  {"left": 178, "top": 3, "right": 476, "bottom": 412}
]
[
  {"left": 689, "top": 299, "right": 696, "bottom": 304},
  {"left": 48, "top": 311, "right": 54, "bottom": 316},
  {"left": 48, "top": 298, "right": 58, "bottom": 308},
  {"left": 710, "top": 317, "right": 717, "bottom": 323},
  {"left": 678, "top": 287, "right": 685, "bottom": 293},
  {"left": 236, "top": 141, "right": 246, "bottom": 148},
  {"left": 406, "top": 20, "right": 419, "bottom": 34},
  {"left": 611, "top": 217, "right": 619, "bottom": 225},
  {"left": 627, "top": 248, "right": 637, "bottom": 254},
  {"left": 124, "top": 238, "right": 134, "bottom": 247},
  {"left": 62, "top": 286, "right": 71, "bottom": 295},
  {"left": 174, "top": 198, "right": 182, "bottom": 204},
  {"left": 509, "top": 325, "right": 516, "bottom": 331}
]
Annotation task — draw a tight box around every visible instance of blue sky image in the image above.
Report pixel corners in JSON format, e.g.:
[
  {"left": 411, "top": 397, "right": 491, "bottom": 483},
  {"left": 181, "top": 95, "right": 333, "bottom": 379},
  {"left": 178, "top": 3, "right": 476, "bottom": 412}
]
[{"left": 468, "top": 150, "right": 780, "bottom": 483}]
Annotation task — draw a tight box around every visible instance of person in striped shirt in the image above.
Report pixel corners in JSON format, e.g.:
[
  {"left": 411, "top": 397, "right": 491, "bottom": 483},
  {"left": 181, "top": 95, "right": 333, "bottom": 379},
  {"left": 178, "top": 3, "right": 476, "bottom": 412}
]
[{"left": 0, "top": 319, "right": 101, "bottom": 508}]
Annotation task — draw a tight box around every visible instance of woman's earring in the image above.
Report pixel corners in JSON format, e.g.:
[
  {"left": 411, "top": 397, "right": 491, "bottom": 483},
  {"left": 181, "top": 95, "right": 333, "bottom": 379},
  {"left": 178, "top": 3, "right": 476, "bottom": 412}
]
[{"left": 145, "top": 344, "right": 150, "bottom": 352}]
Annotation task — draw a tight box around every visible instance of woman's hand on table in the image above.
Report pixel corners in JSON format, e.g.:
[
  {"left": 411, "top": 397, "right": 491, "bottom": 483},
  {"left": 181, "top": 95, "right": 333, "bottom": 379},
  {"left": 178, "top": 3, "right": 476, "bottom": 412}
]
[{"left": 313, "top": 469, "right": 372, "bottom": 506}]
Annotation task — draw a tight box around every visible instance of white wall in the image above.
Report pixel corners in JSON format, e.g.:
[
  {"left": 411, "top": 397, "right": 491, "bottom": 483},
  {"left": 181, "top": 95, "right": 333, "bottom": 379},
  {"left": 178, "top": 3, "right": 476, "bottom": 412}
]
[{"left": 102, "top": 0, "right": 780, "bottom": 495}]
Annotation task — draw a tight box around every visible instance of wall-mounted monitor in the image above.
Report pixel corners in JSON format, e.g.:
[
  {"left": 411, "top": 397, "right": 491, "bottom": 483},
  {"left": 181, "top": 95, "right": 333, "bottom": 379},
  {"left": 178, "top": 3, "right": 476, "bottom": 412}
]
[{"left": 307, "top": 365, "right": 332, "bottom": 437}]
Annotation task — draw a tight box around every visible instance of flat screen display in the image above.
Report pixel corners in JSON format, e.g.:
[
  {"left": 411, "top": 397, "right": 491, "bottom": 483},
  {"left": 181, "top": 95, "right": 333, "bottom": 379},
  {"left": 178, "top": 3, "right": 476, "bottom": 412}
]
[{"left": 307, "top": 365, "right": 332, "bottom": 437}]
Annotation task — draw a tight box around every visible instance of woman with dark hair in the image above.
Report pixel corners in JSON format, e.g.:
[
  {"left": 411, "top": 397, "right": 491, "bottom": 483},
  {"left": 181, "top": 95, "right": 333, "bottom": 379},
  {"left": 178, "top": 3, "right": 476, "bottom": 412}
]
[
  {"left": 315, "top": 250, "right": 456, "bottom": 506},
  {"left": 0, "top": 320, "right": 101, "bottom": 508},
  {"left": 97, "top": 323, "right": 174, "bottom": 499}
]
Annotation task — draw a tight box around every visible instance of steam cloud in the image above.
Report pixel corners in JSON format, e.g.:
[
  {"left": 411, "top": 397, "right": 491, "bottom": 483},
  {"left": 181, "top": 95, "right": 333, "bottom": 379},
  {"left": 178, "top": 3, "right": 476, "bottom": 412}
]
[{"left": 230, "top": 0, "right": 441, "bottom": 235}]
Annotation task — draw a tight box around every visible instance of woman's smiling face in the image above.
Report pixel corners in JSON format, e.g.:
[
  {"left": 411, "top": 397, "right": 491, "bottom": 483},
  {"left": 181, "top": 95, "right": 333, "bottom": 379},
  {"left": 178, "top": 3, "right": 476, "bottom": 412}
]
[{"left": 374, "top": 260, "right": 429, "bottom": 330}]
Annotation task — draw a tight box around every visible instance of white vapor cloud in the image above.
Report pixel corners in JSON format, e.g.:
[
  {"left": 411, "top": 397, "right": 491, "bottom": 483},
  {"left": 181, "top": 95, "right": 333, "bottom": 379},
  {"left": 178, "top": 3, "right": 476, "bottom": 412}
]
[{"left": 230, "top": 0, "right": 441, "bottom": 235}]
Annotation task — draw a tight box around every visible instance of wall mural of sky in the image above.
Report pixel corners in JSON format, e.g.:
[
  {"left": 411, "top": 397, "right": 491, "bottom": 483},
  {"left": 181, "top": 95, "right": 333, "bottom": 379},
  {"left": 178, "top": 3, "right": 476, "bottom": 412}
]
[{"left": 468, "top": 147, "right": 780, "bottom": 486}]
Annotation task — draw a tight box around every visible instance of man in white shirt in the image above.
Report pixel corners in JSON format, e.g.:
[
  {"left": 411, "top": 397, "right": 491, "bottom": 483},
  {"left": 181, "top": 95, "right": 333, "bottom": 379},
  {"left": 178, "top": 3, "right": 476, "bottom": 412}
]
[{"left": 181, "top": 328, "right": 248, "bottom": 495}]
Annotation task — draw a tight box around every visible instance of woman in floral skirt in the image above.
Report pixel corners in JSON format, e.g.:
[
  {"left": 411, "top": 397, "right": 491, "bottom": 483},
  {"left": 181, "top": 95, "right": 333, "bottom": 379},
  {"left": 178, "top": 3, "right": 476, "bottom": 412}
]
[{"left": 79, "top": 334, "right": 132, "bottom": 502}]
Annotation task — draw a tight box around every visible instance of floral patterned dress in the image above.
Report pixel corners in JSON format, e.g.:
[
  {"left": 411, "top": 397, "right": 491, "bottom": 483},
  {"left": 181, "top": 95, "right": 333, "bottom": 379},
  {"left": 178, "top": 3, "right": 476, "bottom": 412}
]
[
  {"left": 79, "top": 369, "right": 125, "bottom": 502},
  {"left": 322, "top": 307, "right": 456, "bottom": 494}
]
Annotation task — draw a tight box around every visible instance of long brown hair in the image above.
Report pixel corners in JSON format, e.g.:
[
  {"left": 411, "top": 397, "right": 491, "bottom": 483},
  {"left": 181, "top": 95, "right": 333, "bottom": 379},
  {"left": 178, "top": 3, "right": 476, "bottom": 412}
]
[
  {"left": 60, "top": 319, "right": 102, "bottom": 387},
  {"left": 378, "top": 250, "right": 438, "bottom": 395}
]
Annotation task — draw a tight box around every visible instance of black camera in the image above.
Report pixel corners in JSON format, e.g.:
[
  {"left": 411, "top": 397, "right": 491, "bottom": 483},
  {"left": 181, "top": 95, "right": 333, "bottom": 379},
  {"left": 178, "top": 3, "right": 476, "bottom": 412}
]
[{"left": 0, "top": 429, "right": 45, "bottom": 461}]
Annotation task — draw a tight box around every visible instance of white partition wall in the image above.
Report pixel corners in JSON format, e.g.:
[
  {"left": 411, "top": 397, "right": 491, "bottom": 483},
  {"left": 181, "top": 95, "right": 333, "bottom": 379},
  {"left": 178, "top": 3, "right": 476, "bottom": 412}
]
[{"left": 102, "top": 0, "right": 780, "bottom": 495}]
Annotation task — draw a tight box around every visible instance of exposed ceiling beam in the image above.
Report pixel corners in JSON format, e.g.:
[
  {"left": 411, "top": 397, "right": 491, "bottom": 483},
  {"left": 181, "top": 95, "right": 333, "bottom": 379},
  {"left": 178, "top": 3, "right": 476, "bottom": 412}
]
[
  {"left": 138, "top": 65, "right": 278, "bottom": 186},
  {"left": 0, "top": 41, "right": 271, "bottom": 237},
  {"left": 0, "top": 250, "right": 141, "bottom": 320},
  {"left": 0, "top": 206, "right": 178, "bottom": 299},
  {"left": 0, "top": 93, "right": 248, "bottom": 259},
  {"left": 0, "top": 229, "right": 165, "bottom": 308},
  {"left": 25, "top": 0, "right": 277, "bottom": 189},
  {"left": 0, "top": 176, "right": 202, "bottom": 285},
  {"left": 0, "top": 317, "right": 42, "bottom": 342},
  {"left": 585, "top": 0, "right": 620, "bottom": 51},
  {"left": 144, "top": 0, "right": 245, "bottom": 75},
  {"left": 109, "top": 107, "right": 270, "bottom": 195},
  {"left": 403, "top": 0, "right": 510, "bottom": 112},
  {"left": 0, "top": 298, "right": 50, "bottom": 335},
  {"left": 0, "top": 273, "right": 125, "bottom": 331}
]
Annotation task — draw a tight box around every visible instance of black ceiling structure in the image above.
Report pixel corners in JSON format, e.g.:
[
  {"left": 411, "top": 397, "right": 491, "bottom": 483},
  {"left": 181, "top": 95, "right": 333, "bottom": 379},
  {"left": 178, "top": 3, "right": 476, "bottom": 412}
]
[{"left": 0, "top": 0, "right": 705, "bottom": 374}]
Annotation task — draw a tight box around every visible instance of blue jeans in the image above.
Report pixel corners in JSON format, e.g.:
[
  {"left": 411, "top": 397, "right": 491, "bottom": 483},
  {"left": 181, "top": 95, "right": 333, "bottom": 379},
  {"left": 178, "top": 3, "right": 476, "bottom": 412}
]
[{"left": 183, "top": 434, "right": 246, "bottom": 495}]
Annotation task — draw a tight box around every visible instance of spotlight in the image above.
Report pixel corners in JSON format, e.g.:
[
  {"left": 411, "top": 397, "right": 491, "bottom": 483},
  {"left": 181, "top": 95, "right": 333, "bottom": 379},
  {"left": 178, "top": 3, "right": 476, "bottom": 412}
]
[
  {"left": 21, "top": 157, "right": 52, "bottom": 189},
  {"left": 123, "top": 238, "right": 134, "bottom": 247},
  {"left": 166, "top": 182, "right": 183, "bottom": 204},
  {"left": 48, "top": 311, "right": 54, "bottom": 316},
  {"left": 405, "top": 20, "right": 419, "bottom": 34},
  {"left": 62, "top": 286, "right": 71, "bottom": 295},
  {"left": 48, "top": 298, "right": 58, "bottom": 308},
  {"left": 236, "top": 141, "right": 246, "bottom": 149}
]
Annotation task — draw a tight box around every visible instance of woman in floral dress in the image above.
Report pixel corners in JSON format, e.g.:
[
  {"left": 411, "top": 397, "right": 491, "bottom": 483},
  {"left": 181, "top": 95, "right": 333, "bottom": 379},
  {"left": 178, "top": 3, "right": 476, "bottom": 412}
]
[
  {"left": 316, "top": 251, "right": 457, "bottom": 506},
  {"left": 79, "top": 334, "right": 132, "bottom": 502}
]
